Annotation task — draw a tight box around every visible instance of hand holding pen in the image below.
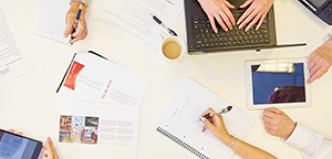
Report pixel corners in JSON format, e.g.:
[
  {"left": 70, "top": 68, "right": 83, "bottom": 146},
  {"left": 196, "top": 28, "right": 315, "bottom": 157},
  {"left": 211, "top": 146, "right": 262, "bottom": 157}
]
[
  {"left": 200, "top": 107, "right": 233, "bottom": 144},
  {"left": 63, "top": 2, "right": 88, "bottom": 44}
]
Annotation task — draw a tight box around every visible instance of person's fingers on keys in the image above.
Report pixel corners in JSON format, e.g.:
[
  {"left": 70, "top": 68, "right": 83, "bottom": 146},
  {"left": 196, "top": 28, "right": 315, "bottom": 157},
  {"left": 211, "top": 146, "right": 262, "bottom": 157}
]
[
  {"left": 241, "top": 9, "right": 259, "bottom": 31},
  {"left": 215, "top": 14, "right": 228, "bottom": 32},
  {"left": 237, "top": 0, "right": 253, "bottom": 25},
  {"left": 245, "top": 12, "right": 261, "bottom": 31},
  {"left": 219, "top": 10, "right": 233, "bottom": 30},
  {"left": 208, "top": 15, "right": 219, "bottom": 33},
  {"left": 255, "top": 14, "right": 266, "bottom": 30},
  {"left": 224, "top": 1, "right": 236, "bottom": 25}
]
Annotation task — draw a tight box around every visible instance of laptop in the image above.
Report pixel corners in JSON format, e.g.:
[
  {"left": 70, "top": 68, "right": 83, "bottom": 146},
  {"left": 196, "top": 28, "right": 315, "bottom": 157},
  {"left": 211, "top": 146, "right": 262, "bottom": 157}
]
[{"left": 185, "top": 0, "right": 277, "bottom": 54}]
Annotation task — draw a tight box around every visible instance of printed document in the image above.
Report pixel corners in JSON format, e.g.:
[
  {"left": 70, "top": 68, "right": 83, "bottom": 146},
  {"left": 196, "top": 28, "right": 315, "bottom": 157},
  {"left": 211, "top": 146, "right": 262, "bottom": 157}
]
[
  {"left": 34, "top": 0, "right": 71, "bottom": 44},
  {"left": 58, "top": 102, "right": 139, "bottom": 159},
  {"left": 56, "top": 52, "right": 149, "bottom": 107},
  {"left": 0, "top": 0, "right": 33, "bottom": 84},
  {"left": 86, "top": 0, "right": 184, "bottom": 51}
]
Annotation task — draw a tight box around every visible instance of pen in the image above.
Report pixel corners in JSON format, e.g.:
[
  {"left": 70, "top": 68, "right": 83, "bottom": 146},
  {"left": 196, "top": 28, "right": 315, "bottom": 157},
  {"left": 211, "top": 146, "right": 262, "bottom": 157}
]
[
  {"left": 152, "top": 15, "right": 177, "bottom": 36},
  {"left": 70, "top": 4, "right": 82, "bottom": 43},
  {"left": 199, "top": 106, "right": 233, "bottom": 121}
]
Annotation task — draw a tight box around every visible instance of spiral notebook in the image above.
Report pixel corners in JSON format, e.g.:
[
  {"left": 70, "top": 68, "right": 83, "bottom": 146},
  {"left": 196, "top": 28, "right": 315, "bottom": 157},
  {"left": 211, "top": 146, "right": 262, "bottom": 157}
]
[{"left": 156, "top": 78, "right": 254, "bottom": 159}]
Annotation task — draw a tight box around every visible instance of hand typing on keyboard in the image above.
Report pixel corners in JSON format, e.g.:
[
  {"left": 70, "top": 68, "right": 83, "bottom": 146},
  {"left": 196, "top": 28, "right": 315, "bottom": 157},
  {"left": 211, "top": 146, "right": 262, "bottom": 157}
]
[
  {"left": 197, "top": 0, "right": 236, "bottom": 33},
  {"left": 237, "top": 0, "right": 274, "bottom": 31}
]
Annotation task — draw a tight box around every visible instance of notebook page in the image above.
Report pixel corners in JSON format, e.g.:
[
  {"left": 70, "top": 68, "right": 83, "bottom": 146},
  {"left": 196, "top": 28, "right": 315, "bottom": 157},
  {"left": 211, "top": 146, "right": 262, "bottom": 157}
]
[
  {"left": 157, "top": 78, "right": 254, "bottom": 159},
  {"left": 0, "top": 0, "right": 33, "bottom": 84},
  {"left": 34, "top": 0, "right": 71, "bottom": 44}
]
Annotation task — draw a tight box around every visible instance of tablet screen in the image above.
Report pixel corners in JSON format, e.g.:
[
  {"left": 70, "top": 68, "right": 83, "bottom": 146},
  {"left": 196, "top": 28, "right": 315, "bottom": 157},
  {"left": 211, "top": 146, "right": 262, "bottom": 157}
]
[
  {"left": 0, "top": 131, "right": 41, "bottom": 159},
  {"left": 251, "top": 63, "right": 306, "bottom": 105}
]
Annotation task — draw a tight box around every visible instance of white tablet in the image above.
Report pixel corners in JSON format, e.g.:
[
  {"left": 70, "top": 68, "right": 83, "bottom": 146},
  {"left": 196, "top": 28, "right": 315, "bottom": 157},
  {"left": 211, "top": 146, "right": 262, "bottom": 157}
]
[{"left": 245, "top": 58, "right": 311, "bottom": 109}]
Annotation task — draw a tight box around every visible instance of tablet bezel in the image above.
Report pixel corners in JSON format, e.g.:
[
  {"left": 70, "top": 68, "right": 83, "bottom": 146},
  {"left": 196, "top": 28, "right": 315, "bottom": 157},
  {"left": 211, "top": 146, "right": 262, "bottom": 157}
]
[{"left": 245, "top": 58, "right": 311, "bottom": 109}]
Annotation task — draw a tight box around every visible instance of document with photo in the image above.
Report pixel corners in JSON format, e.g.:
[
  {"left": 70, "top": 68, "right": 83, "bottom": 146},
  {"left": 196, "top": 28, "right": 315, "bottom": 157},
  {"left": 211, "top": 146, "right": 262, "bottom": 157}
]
[
  {"left": 0, "top": 0, "right": 33, "bottom": 84},
  {"left": 56, "top": 52, "right": 149, "bottom": 107},
  {"left": 58, "top": 102, "right": 139, "bottom": 159}
]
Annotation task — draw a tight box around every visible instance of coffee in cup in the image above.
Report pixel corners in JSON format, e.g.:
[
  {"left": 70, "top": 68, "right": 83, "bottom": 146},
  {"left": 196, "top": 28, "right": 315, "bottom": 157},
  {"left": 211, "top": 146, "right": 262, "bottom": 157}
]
[{"left": 160, "top": 36, "right": 185, "bottom": 61}]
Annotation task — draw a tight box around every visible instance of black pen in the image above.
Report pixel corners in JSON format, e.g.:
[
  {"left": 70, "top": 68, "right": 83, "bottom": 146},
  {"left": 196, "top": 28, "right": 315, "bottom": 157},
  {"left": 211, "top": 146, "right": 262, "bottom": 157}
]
[
  {"left": 70, "top": 4, "right": 82, "bottom": 43},
  {"left": 152, "top": 15, "right": 177, "bottom": 36},
  {"left": 199, "top": 106, "right": 233, "bottom": 121}
]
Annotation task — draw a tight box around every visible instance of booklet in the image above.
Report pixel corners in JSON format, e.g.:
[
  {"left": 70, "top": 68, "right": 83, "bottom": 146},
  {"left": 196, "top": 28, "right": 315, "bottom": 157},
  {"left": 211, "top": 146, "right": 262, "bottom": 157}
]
[
  {"left": 58, "top": 102, "right": 139, "bottom": 159},
  {"left": 56, "top": 51, "right": 149, "bottom": 107}
]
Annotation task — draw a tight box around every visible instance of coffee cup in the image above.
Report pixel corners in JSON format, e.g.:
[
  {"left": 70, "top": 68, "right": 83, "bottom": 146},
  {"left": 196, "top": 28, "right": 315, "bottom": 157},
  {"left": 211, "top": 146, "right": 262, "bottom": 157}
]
[{"left": 160, "top": 35, "right": 185, "bottom": 62}]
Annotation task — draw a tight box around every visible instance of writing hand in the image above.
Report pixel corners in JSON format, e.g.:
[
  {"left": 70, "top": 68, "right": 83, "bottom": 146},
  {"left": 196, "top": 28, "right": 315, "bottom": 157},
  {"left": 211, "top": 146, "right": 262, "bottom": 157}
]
[
  {"left": 201, "top": 108, "right": 233, "bottom": 144},
  {"left": 63, "top": 2, "right": 88, "bottom": 43},
  {"left": 197, "top": 0, "right": 235, "bottom": 33},
  {"left": 237, "top": 0, "right": 274, "bottom": 31}
]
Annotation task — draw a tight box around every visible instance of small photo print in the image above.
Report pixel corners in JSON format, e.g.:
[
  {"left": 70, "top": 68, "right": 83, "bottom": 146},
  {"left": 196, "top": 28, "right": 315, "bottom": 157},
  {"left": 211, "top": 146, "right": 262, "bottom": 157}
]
[
  {"left": 81, "top": 127, "right": 98, "bottom": 145},
  {"left": 72, "top": 116, "right": 85, "bottom": 126},
  {"left": 71, "top": 126, "right": 82, "bottom": 143},
  {"left": 85, "top": 117, "right": 99, "bottom": 127},
  {"left": 59, "top": 115, "right": 72, "bottom": 143}
]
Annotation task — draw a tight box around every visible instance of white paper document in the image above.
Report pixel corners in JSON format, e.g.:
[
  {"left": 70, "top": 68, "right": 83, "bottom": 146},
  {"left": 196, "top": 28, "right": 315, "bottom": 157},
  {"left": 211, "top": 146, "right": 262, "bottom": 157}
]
[
  {"left": 86, "top": 0, "right": 184, "bottom": 51},
  {"left": 0, "top": 0, "right": 33, "bottom": 84},
  {"left": 59, "top": 102, "right": 139, "bottom": 159},
  {"left": 34, "top": 0, "right": 71, "bottom": 44},
  {"left": 56, "top": 52, "right": 149, "bottom": 107},
  {"left": 156, "top": 78, "right": 255, "bottom": 159}
]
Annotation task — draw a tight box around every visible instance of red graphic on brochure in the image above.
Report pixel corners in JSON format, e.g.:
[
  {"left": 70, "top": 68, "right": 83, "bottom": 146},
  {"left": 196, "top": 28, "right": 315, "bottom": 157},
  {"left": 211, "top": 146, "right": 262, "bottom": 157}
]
[{"left": 64, "top": 61, "right": 85, "bottom": 90}]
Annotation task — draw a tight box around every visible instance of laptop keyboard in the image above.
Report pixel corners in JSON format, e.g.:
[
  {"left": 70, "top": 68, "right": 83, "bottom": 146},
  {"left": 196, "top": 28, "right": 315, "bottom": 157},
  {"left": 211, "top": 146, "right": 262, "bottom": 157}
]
[{"left": 193, "top": 13, "right": 270, "bottom": 49}]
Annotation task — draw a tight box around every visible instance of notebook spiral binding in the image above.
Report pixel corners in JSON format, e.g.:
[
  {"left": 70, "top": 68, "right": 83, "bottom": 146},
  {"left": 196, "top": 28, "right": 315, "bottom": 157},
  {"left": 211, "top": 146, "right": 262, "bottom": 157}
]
[{"left": 156, "top": 127, "right": 210, "bottom": 159}]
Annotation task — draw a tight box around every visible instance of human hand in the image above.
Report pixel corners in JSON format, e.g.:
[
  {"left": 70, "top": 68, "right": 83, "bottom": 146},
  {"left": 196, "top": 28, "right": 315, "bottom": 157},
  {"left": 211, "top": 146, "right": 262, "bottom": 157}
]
[
  {"left": 262, "top": 107, "right": 296, "bottom": 139},
  {"left": 197, "top": 0, "right": 235, "bottom": 32},
  {"left": 7, "top": 129, "right": 22, "bottom": 135},
  {"left": 200, "top": 108, "right": 233, "bottom": 144},
  {"left": 237, "top": 0, "right": 274, "bottom": 31},
  {"left": 307, "top": 38, "right": 332, "bottom": 84},
  {"left": 43, "top": 137, "right": 59, "bottom": 159},
  {"left": 63, "top": 2, "right": 88, "bottom": 43}
]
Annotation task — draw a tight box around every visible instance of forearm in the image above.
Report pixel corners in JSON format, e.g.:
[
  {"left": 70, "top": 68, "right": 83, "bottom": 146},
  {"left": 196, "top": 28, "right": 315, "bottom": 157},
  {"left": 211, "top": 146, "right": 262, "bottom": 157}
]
[{"left": 229, "top": 138, "right": 277, "bottom": 159}]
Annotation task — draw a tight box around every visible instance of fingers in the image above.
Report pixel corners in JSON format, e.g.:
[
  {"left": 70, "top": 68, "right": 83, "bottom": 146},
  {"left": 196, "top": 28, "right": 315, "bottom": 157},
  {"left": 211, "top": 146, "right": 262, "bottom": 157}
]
[
  {"left": 245, "top": 12, "right": 261, "bottom": 31},
  {"left": 64, "top": 11, "right": 76, "bottom": 38},
  {"left": 240, "top": 0, "right": 254, "bottom": 8},
  {"left": 237, "top": 8, "right": 253, "bottom": 29},
  {"left": 71, "top": 21, "right": 87, "bottom": 43},
  {"left": 7, "top": 129, "right": 14, "bottom": 133},
  {"left": 208, "top": 15, "right": 218, "bottom": 33},
  {"left": 201, "top": 108, "right": 216, "bottom": 117},
  {"left": 215, "top": 15, "right": 228, "bottom": 32},
  {"left": 255, "top": 14, "right": 266, "bottom": 30}
]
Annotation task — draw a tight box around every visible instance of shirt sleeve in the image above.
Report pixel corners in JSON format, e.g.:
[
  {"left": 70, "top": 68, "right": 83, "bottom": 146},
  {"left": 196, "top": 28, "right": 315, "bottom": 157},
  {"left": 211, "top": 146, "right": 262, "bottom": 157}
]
[{"left": 285, "top": 123, "right": 332, "bottom": 159}]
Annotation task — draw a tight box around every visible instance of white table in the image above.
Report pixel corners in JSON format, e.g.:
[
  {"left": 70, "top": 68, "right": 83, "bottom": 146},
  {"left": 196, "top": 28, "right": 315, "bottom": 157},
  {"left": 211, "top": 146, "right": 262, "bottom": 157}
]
[{"left": 1, "top": 0, "right": 332, "bottom": 159}]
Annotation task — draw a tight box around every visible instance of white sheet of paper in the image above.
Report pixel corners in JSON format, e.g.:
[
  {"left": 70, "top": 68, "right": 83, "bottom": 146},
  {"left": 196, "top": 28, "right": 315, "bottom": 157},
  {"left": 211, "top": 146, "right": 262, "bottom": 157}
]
[
  {"left": 56, "top": 53, "right": 149, "bottom": 108},
  {"left": 86, "top": 0, "right": 184, "bottom": 51},
  {"left": 34, "top": 0, "right": 71, "bottom": 45},
  {"left": 157, "top": 78, "right": 255, "bottom": 159},
  {"left": 58, "top": 102, "right": 139, "bottom": 159},
  {"left": 0, "top": 0, "right": 33, "bottom": 84}
]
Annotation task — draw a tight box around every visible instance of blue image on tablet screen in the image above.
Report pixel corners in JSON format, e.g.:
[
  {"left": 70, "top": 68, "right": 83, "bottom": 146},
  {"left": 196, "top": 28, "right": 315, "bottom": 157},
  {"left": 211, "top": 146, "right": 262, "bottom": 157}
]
[
  {"left": 251, "top": 63, "right": 306, "bottom": 105},
  {"left": 0, "top": 132, "right": 38, "bottom": 159}
]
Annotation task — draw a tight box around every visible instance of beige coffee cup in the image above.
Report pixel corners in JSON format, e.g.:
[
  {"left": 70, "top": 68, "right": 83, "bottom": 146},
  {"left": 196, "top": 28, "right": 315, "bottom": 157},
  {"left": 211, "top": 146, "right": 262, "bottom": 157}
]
[{"left": 160, "top": 35, "right": 185, "bottom": 62}]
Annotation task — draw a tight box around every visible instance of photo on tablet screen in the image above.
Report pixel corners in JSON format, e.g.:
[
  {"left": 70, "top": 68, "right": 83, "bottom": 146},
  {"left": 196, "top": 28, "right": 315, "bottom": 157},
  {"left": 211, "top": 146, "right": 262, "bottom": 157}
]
[{"left": 251, "top": 63, "right": 306, "bottom": 105}]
